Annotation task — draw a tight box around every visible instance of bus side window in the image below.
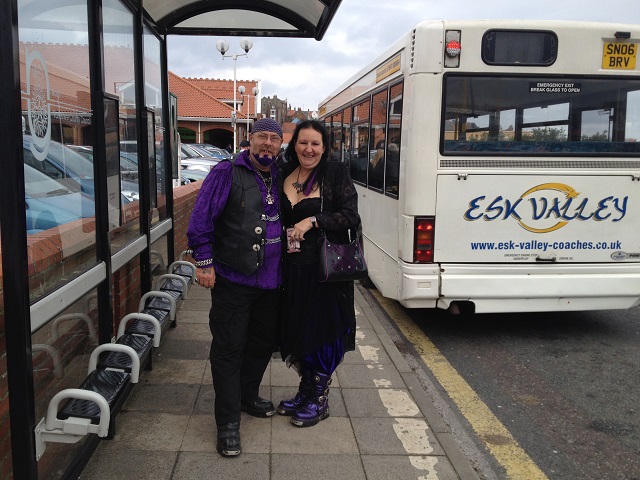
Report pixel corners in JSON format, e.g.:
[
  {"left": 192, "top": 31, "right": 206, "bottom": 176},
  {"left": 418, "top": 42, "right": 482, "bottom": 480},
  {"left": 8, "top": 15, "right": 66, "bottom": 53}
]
[
  {"left": 351, "top": 99, "right": 370, "bottom": 186},
  {"left": 385, "top": 82, "right": 403, "bottom": 197},
  {"left": 368, "top": 90, "right": 387, "bottom": 191}
]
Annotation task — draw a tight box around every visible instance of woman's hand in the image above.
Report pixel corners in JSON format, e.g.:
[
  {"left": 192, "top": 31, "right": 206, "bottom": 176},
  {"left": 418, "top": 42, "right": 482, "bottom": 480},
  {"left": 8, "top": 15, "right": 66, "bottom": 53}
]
[
  {"left": 290, "top": 217, "right": 315, "bottom": 241},
  {"left": 195, "top": 266, "right": 216, "bottom": 289}
]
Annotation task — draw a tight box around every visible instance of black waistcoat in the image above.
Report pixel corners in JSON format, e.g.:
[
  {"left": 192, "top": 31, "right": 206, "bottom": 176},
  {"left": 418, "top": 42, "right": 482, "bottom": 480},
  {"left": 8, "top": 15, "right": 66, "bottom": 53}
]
[{"left": 212, "top": 162, "right": 266, "bottom": 275}]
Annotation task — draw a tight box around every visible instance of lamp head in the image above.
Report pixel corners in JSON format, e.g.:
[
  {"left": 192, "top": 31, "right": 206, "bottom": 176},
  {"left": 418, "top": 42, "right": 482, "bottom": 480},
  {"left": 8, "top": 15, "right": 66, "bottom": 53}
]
[
  {"left": 216, "top": 40, "right": 229, "bottom": 56},
  {"left": 239, "top": 38, "right": 253, "bottom": 54},
  {"left": 238, "top": 85, "right": 246, "bottom": 94}
]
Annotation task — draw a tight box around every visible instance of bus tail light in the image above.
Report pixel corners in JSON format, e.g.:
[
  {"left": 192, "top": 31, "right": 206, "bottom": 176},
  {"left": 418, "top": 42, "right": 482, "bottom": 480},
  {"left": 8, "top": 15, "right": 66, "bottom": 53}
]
[
  {"left": 444, "top": 30, "right": 461, "bottom": 68},
  {"left": 414, "top": 217, "right": 435, "bottom": 263}
]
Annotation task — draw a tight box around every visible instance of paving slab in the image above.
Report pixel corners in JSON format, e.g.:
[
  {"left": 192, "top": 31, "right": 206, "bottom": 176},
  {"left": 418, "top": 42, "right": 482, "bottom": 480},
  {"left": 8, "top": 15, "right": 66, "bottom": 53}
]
[{"left": 80, "top": 283, "right": 480, "bottom": 480}]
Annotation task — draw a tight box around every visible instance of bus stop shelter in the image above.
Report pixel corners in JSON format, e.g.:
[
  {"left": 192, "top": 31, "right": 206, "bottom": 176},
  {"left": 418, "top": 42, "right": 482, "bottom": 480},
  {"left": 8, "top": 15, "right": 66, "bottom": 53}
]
[{"left": 0, "top": 1, "right": 342, "bottom": 479}]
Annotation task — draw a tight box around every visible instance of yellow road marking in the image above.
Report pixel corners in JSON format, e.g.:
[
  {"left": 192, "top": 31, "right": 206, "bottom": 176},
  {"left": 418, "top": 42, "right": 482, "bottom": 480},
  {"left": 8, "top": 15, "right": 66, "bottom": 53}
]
[{"left": 371, "top": 290, "right": 548, "bottom": 480}]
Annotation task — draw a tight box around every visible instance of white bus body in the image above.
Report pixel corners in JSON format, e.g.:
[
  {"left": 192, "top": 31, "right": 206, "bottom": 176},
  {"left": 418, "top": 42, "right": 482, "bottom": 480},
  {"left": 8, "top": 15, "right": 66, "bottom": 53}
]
[{"left": 319, "top": 20, "right": 640, "bottom": 313}]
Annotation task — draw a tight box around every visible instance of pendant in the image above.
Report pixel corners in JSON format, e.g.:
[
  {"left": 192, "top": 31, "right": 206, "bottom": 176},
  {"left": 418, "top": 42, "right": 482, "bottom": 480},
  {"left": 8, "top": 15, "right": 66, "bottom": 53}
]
[
  {"left": 266, "top": 193, "right": 274, "bottom": 204},
  {"left": 292, "top": 181, "right": 304, "bottom": 193}
]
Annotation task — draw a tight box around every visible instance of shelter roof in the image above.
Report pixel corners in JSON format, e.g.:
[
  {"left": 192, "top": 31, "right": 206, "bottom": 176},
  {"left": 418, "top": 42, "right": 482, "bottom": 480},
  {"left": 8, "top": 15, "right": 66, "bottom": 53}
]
[
  {"left": 146, "top": 0, "right": 343, "bottom": 39},
  {"left": 18, "top": 1, "right": 343, "bottom": 39}
]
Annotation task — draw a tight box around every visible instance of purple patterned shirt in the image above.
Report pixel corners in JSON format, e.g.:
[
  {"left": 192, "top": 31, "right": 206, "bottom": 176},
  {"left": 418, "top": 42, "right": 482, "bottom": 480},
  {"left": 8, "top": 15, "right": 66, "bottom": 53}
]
[{"left": 186, "top": 151, "right": 282, "bottom": 289}]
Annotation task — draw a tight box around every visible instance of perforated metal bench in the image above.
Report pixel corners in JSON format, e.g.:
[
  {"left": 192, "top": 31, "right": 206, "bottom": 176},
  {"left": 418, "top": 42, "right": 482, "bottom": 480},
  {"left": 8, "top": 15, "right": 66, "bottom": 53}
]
[
  {"left": 169, "top": 260, "right": 196, "bottom": 285},
  {"left": 93, "top": 310, "right": 159, "bottom": 377},
  {"left": 35, "top": 252, "right": 195, "bottom": 459},
  {"left": 35, "top": 344, "right": 140, "bottom": 458}
]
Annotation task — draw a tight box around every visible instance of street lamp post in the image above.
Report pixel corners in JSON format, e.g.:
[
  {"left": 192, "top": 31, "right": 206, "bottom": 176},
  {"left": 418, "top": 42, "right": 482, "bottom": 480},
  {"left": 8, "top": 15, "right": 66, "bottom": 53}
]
[
  {"left": 238, "top": 85, "right": 260, "bottom": 141},
  {"left": 216, "top": 38, "right": 253, "bottom": 152},
  {"left": 253, "top": 86, "right": 259, "bottom": 123},
  {"left": 237, "top": 86, "right": 249, "bottom": 141}
]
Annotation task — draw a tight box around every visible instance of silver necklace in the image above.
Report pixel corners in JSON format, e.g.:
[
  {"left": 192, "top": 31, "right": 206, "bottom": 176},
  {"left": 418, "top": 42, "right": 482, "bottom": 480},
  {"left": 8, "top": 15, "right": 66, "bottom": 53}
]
[{"left": 256, "top": 169, "right": 274, "bottom": 204}]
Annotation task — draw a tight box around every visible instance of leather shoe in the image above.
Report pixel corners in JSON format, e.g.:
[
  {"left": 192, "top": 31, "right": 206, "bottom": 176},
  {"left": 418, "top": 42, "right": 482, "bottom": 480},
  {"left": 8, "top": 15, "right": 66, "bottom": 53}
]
[
  {"left": 216, "top": 422, "right": 241, "bottom": 457},
  {"left": 241, "top": 397, "right": 276, "bottom": 418}
]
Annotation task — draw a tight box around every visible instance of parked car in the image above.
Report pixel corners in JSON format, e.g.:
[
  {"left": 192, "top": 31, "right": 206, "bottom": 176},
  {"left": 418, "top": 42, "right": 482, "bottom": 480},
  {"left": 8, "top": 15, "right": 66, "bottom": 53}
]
[
  {"left": 180, "top": 168, "right": 209, "bottom": 183},
  {"left": 189, "top": 143, "right": 232, "bottom": 160},
  {"left": 24, "top": 136, "right": 141, "bottom": 207},
  {"left": 121, "top": 179, "right": 140, "bottom": 203},
  {"left": 24, "top": 164, "right": 95, "bottom": 234},
  {"left": 68, "top": 145, "right": 139, "bottom": 181},
  {"left": 181, "top": 157, "right": 220, "bottom": 172},
  {"left": 210, "top": 147, "right": 232, "bottom": 159},
  {"left": 180, "top": 143, "right": 207, "bottom": 159},
  {"left": 191, "top": 145, "right": 226, "bottom": 160},
  {"left": 23, "top": 135, "right": 96, "bottom": 196},
  {"left": 66, "top": 145, "right": 94, "bottom": 160}
]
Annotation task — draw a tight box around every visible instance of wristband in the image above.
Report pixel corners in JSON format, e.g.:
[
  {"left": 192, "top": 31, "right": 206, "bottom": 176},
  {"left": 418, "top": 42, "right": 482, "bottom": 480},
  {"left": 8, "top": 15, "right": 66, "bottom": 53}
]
[{"left": 194, "top": 258, "right": 213, "bottom": 268}]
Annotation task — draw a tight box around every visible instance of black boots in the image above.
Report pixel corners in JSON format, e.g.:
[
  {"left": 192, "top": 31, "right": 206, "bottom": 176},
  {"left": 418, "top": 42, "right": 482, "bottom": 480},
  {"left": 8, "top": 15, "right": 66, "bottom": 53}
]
[
  {"left": 241, "top": 396, "right": 276, "bottom": 417},
  {"left": 277, "top": 368, "right": 314, "bottom": 416},
  {"left": 216, "top": 422, "right": 241, "bottom": 456},
  {"left": 217, "top": 397, "right": 274, "bottom": 457},
  {"left": 290, "top": 372, "right": 332, "bottom": 427}
]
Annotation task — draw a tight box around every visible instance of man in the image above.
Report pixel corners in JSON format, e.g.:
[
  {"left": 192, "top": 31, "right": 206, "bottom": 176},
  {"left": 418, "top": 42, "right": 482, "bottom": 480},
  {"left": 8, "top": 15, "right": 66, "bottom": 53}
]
[
  {"left": 187, "top": 118, "right": 284, "bottom": 457},
  {"left": 232, "top": 139, "right": 250, "bottom": 159}
]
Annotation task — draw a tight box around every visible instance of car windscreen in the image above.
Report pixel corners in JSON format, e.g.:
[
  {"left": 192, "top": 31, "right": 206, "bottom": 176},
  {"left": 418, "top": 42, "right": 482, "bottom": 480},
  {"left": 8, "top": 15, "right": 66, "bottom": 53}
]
[{"left": 24, "top": 164, "right": 82, "bottom": 197}]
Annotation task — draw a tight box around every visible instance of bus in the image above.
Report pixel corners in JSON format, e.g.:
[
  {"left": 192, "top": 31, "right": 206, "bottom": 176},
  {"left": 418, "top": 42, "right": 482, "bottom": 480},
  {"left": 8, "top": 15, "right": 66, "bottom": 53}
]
[{"left": 318, "top": 20, "right": 640, "bottom": 313}]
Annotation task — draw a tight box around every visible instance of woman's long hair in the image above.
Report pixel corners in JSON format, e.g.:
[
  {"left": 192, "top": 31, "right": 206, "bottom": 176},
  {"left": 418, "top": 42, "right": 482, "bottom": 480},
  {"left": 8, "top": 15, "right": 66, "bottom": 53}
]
[{"left": 284, "top": 120, "right": 329, "bottom": 195}]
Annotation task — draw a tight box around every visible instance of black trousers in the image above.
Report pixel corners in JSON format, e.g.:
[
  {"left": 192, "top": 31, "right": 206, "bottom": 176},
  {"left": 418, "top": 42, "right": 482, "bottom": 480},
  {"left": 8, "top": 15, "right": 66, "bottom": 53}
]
[{"left": 209, "top": 276, "right": 280, "bottom": 425}]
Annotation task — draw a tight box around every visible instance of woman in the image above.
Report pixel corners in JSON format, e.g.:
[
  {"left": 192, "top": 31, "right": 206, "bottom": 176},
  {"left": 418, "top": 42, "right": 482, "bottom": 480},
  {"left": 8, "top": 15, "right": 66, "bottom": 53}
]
[{"left": 278, "top": 120, "right": 360, "bottom": 427}]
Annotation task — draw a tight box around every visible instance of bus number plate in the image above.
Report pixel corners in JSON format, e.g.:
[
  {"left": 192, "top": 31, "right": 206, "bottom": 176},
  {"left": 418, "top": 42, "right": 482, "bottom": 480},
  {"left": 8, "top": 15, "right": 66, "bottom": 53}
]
[{"left": 602, "top": 42, "right": 637, "bottom": 70}]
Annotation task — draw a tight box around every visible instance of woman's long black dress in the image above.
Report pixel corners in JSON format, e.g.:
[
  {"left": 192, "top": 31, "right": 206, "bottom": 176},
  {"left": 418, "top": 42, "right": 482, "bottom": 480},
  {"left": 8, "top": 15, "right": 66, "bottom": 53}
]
[{"left": 280, "top": 194, "right": 355, "bottom": 373}]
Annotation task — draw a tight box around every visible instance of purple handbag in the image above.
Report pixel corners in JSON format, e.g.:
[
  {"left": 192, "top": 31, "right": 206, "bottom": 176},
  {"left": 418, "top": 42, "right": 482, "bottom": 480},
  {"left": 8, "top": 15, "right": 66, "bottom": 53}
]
[
  {"left": 317, "top": 180, "right": 367, "bottom": 282},
  {"left": 318, "top": 229, "right": 368, "bottom": 283}
]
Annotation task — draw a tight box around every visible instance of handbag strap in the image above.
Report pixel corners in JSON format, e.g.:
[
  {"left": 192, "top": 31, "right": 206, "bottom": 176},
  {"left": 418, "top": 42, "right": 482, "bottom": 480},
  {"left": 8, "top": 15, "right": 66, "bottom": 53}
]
[{"left": 318, "top": 178, "right": 358, "bottom": 242}]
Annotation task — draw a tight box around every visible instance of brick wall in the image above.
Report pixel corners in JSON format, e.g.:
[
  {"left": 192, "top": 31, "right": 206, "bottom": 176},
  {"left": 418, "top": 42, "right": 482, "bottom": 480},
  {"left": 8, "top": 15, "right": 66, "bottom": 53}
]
[{"left": 173, "top": 180, "right": 201, "bottom": 256}]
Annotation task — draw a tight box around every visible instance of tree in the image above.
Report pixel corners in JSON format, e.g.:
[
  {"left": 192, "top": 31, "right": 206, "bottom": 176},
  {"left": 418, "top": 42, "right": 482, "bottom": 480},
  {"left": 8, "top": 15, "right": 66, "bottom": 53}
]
[
  {"left": 528, "top": 127, "right": 567, "bottom": 141},
  {"left": 581, "top": 130, "right": 609, "bottom": 141}
]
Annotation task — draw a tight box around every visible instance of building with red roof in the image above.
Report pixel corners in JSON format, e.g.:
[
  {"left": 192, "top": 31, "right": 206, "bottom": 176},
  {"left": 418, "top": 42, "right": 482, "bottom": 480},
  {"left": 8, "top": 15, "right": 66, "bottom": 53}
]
[{"left": 168, "top": 73, "right": 259, "bottom": 152}]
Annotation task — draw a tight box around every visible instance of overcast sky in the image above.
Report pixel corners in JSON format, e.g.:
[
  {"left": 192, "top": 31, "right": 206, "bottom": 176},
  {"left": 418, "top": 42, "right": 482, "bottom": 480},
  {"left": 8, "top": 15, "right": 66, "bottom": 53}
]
[{"left": 167, "top": 0, "right": 640, "bottom": 112}]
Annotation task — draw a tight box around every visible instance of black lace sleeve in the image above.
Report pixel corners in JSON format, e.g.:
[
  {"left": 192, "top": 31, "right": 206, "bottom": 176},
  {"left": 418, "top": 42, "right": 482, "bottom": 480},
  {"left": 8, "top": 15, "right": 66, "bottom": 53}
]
[{"left": 316, "top": 163, "right": 360, "bottom": 237}]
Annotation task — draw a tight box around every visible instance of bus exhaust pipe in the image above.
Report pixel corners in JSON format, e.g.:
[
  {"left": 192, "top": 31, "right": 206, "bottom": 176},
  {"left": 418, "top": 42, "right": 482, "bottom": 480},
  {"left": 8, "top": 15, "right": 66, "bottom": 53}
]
[{"left": 447, "top": 301, "right": 475, "bottom": 315}]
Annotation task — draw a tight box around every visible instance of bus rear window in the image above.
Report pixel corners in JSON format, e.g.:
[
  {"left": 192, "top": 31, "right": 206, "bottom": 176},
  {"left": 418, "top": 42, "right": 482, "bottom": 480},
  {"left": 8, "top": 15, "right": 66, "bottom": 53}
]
[
  {"left": 482, "top": 30, "right": 557, "bottom": 66},
  {"left": 442, "top": 74, "right": 640, "bottom": 156}
]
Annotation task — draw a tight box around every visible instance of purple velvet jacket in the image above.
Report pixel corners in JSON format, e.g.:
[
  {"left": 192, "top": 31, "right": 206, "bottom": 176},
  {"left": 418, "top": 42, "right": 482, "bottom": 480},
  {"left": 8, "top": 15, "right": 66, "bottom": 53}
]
[{"left": 186, "top": 151, "right": 282, "bottom": 289}]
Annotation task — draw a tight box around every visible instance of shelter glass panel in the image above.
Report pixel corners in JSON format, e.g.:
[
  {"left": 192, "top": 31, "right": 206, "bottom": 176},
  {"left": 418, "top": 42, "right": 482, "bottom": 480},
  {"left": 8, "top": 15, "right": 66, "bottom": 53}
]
[
  {"left": 17, "top": 1, "right": 102, "bottom": 476},
  {"left": 104, "top": 0, "right": 142, "bottom": 253},
  {"left": 144, "top": 28, "right": 168, "bottom": 226},
  {"left": 19, "top": 0, "right": 98, "bottom": 302},
  {"left": 32, "top": 290, "right": 99, "bottom": 479}
]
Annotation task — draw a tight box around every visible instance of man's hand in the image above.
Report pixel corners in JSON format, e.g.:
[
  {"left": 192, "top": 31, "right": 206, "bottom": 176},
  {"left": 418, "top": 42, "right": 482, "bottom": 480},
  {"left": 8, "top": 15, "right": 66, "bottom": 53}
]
[{"left": 196, "top": 266, "right": 216, "bottom": 289}]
